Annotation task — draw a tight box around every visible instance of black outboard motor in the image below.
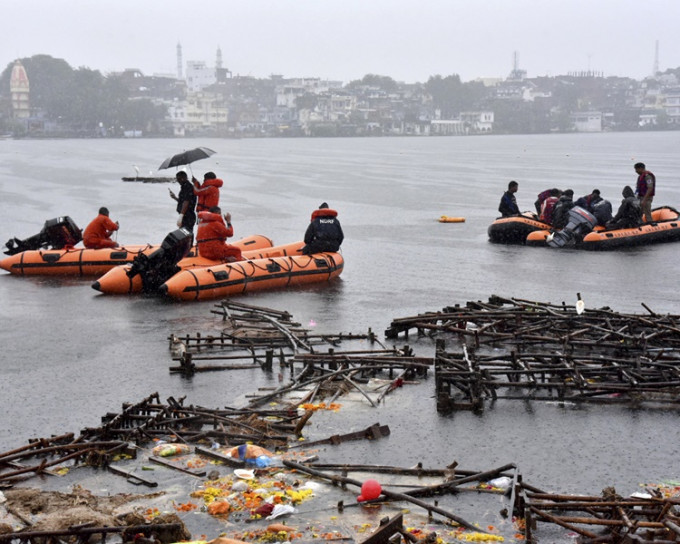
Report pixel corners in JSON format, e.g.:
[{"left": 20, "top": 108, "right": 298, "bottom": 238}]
[
  {"left": 547, "top": 206, "right": 598, "bottom": 248},
  {"left": 4, "top": 216, "right": 82, "bottom": 255},
  {"left": 126, "top": 228, "right": 193, "bottom": 293}
]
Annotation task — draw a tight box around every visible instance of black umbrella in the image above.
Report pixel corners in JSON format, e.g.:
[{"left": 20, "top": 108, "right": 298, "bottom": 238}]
[{"left": 158, "top": 147, "right": 216, "bottom": 170}]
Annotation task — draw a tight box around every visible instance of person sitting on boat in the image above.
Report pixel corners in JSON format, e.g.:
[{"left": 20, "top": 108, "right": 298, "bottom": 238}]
[
  {"left": 590, "top": 198, "right": 613, "bottom": 226},
  {"left": 539, "top": 192, "right": 560, "bottom": 224},
  {"left": 82, "top": 207, "right": 119, "bottom": 249},
  {"left": 498, "top": 181, "right": 520, "bottom": 217},
  {"left": 302, "top": 202, "right": 344, "bottom": 255},
  {"left": 196, "top": 206, "right": 242, "bottom": 263},
  {"left": 534, "top": 188, "right": 561, "bottom": 215},
  {"left": 606, "top": 186, "right": 641, "bottom": 230},
  {"left": 634, "top": 162, "right": 655, "bottom": 223},
  {"left": 169, "top": 171, "right": 197, "bottom": 230},
  {"left": 551, "top": 189, "right": 575, "bottom": 229},
  {"left": 575, "top": 189, "right": 602, "bottom": 212},
  {"left": 193, "top": 171, "right": 223, "bottom": 213}
]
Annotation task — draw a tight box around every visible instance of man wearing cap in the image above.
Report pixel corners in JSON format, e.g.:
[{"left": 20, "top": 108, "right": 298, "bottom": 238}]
[{"left": 302, "top": 202, "right": 344, "bottom": 255}]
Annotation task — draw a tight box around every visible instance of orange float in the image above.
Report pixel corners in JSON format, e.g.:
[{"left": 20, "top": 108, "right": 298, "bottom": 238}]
[
  {"left": 92, "top": 240, "right": 305, "bottom": 295},
  {"left": 0, "top": 234, "right": 272, "bottom": 277},
  {"left": 160, "top": 252, "right": 344, "bottom": 301}
]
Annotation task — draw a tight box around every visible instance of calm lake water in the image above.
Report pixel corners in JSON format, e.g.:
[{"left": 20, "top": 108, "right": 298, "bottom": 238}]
[{"left": 1, "top": 133, "right": 680, "bottom": 513}]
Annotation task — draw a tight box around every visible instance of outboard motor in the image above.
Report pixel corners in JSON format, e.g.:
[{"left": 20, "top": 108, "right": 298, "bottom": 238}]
[
  {"left": 547, "top": 206, "right": 598, "bottom": 248},
  {"left": 126, "top": 228, "right": 193, "bottom": 293},
  {"left": 4, "top": 216, "right": 82, "bottom": 255}
]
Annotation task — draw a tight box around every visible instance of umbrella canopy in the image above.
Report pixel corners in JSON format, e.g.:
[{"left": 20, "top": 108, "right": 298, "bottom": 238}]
[{"left": 158, "top": 147, "right": 216, "bottom": 170}]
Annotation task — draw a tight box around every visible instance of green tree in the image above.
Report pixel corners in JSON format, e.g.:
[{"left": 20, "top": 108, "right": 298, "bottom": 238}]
[{"left": 425, "top": 74, "right": 486, "bottom": 117}]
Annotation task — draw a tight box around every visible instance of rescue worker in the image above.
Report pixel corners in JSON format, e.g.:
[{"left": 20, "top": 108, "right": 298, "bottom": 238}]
[
  {"left": 551, "top": 189, "right": 575, "bottom": 229},
  {"left": 169, "top": 171, "right": 197, "bottom": 230},
  {"left": 82, "top": 207, "right": 119, "bottom": 249},
  {"left": 498, "top": 181, "right": 520, "bottom": 217},
  {"left": 539, "top": 192, "right": 560, "bottom": 225},
  {"left": 575, "top": 189, "right": 602, "bottom": 212},
  {"left": 535, "top": 188, "right": 561, "bottom": 215},
  {"left": 193, "top": 171, "right": 223, "bottom": 213},
  {"left": 302, "top": 202, "right": 344, "bottom": 255},
  {"left": 196, "top": 206, "right": 242, "bottom": 262},
  {"left": 634, "top": 162, "right": 655, "bottom": 223},
  {"left": 607, "top": 186, "right": 641, "bottom": 230}
]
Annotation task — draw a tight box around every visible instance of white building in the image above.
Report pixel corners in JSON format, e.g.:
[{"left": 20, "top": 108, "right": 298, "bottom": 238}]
[
  {"left": 185, "top": 61, "right": 216, "bottom": 92},
  {"left": 571, "top": 111, "right": 603, "bottom": 132}
]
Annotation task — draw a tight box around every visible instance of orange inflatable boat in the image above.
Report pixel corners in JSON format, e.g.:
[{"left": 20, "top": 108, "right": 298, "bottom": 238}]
[
  {"left": 526, "top": 206, "right": 680, "bottom": 250},
  {"left": 160, "top": 252, "right": 344, "bottom": 301},
  {"left": 0, "top": 235, "right": 272, "bottom": 276},
  {"left": 92, "top": 241, "right": 306, "bottom": 295},
  {"left": 488, "top": 212, "right": 549, "bottom": 244}
]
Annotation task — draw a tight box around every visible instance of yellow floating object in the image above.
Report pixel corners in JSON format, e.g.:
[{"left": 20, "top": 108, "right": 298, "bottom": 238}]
[{"left": 439, "top": 216, "right": 466, "bottom": 223}]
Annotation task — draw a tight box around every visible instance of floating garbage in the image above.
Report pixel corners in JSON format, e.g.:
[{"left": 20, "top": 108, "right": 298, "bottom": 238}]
[
  {"left": 152, "top": 443, "right": 191, "bottom": 457},
  {"left": 357, "top": 478, "right": 382, "bottom": 502}
]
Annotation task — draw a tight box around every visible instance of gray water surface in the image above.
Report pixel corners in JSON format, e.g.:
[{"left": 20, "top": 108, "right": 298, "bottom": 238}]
[{"left": 1, "top": 133, "right": 679, "bottom": 502}]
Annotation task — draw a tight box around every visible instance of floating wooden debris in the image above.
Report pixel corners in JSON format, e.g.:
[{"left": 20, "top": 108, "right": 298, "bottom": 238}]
[
  {"left": 169, "top": 300, "right": 387, "bottom": 375},
  {"left": 287, "top": 422, "right": 390, "bottom": 449},
  {"left": 0, "top": 522, "right": 186, "bottom": 544},
  {"left": 383, "top": 296, "right": 680, "bottom": 411},
  {"left": 516, "top": 484, "right": 680, "bottom": 543},
  {"left": 434, "top": 339, "right": 680, "bottom": 412},
  {"left": 386, "top": 295, "right": 680, "bottom": 356}
]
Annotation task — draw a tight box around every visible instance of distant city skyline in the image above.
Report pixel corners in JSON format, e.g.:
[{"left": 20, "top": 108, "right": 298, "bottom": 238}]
[{"left": 3, "top": 0, "right": 680, "bottom": 84}]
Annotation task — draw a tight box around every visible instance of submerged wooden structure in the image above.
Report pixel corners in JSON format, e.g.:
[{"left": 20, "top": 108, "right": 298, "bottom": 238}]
[{"left": 385, "top": 295, "right": 680, "bottom": 412}]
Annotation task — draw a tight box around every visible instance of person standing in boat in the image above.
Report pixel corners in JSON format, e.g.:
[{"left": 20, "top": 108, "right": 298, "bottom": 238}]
[
  {"left": 534, "top": 188, "right": 561, "bottom": 215},
  {"left": 82, "top": 207, "right": 119, "bottom": 249},
  {"left": 634, "top": 162, "right": 655, "bottom": 223},
  {"left": 606, "top": 186, "right": 641, "bottom": 230},
  {"left": 196, "top": 206, "right": 242, "bottom": 262},
  {"left": 498, "top": 181, "right": 520, "bottom": 217},
  {"left": 193, "top": 171, "right": 223, "bottom": 213},
  {"left": 302, "top": 202, "right": 344, "bottom": 254},
  {"left": 168, "top": 171, "right": 197, "bottom": 230}
]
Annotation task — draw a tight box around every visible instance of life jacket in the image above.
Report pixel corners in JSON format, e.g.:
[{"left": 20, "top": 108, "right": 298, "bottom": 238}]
[
  {"left": 540, "top": 197, "right": 559, "bottom": 224},
  {"left": 310, "top": 208, "right": 338, "bottom": 221},
  {"left": 636, "top": 170, "right": 655, "bottom": 197},
  {"left": 304, "top": 208, "right": 344, "bottom": 253},
  {"left": 194, "top": 178, "right": 223, "bottom": 211}
]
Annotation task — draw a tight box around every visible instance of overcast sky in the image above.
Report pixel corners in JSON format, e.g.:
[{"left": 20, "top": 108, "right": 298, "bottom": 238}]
[{"left": 3, "top": 0, "right": 680, "bottom": 84}]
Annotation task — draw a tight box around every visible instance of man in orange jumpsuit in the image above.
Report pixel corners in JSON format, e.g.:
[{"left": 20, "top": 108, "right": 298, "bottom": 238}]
[
  {"left": 196, "top": 206, "right": 242, "bottom": 262},
  {"left": 193, "top": 171, "right": 223, "bottom": 213},
  {"left": 82, "top": 207, "right": 119, "bottom": 249}
]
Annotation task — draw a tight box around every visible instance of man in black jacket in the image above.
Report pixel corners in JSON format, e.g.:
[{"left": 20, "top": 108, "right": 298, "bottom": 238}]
[{"left": 302, "top": 202, "right": 344, "bottom": 254}]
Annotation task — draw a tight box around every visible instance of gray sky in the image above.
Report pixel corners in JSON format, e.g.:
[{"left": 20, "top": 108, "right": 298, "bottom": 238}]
[{"left": 3, "top": 0, "right": 680, "bottom": 83}]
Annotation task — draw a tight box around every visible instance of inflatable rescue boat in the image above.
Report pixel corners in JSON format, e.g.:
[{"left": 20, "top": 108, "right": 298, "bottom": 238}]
[
  {"left": 0, "top": 234, "right": 273, "bottom": 276},
  {"left": 581, "top": 206, "right": 680, "bottom": 250},
  {"left": 93, "top": 240, "right": 306, "bottom": 295},
  {"left": 526, "top": 206, "right": 680, "bottom": 250},
  {"left": 160, "top": 252, "right": 344, "bottom": 301},
  {"left": 488, "top": 212, "right": 550, "bottom": 244}
]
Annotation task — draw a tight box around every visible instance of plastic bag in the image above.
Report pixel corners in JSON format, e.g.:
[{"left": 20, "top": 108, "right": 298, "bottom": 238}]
[{"left": 152, "top": 443, "right": 191, "bottom": 457}]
